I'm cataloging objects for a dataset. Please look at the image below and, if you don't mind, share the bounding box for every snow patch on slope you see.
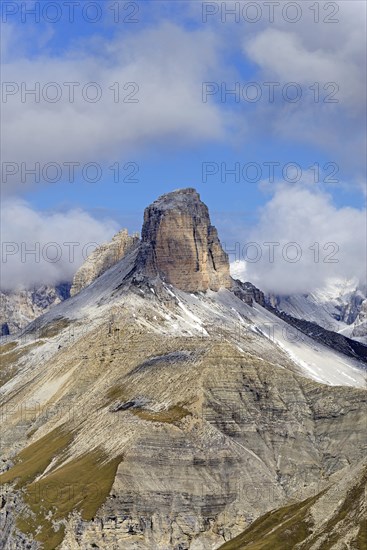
[267,278,366,344]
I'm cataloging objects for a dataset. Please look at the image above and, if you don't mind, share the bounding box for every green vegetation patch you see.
[18,450,122,549]
[0,341,18,354]
[131,404,191,423]
[1,427,122,549]
[218,492,324,550]
[106,385,191,424]
[106,384,128,404]
[16,514,65,550]
[0,426,73,489]
[38,317,71,339]
[354,517,367,549]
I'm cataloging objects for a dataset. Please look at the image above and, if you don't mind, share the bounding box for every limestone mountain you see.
[137,188,231,291]
[266,280,367,345]
[70,229,139,297]
[0,284,71,335]
[0,189,366,549]
[0,230,139,336]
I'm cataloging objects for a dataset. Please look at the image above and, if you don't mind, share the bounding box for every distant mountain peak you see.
[70,229,139,296]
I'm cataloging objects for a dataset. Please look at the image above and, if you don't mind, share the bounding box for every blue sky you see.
[1,0,366,292]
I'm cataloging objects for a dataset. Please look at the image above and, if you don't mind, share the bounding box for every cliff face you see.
[352,299,367,339]
[137,188,231,292]
[70,229,139,296]
[0,284,70,335]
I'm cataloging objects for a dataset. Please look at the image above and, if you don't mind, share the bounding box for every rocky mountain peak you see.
[137,188,231,292]
[70,228,139,296]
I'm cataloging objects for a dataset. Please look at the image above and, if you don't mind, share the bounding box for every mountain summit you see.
[137,188,231,292]
[1,188,366,550]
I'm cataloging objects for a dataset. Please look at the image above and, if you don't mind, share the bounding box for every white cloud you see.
[241,1,366,175]
[245,28,360,105]
[0,200,119,290]
[3,4,366,189]
[2,22,226,193]
[231,184,366,295]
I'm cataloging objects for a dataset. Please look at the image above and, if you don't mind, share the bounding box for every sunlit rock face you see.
[137,188,231,292]
[70,229,139,296]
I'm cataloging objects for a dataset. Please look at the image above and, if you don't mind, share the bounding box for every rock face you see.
[266,280,367,343]
[352,299,367,339]
[71,229,139,296]
[137,188,231,292]
[0,283,70,334]
[233,280,266,306]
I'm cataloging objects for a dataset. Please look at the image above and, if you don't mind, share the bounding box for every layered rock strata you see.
[137,188,231,292]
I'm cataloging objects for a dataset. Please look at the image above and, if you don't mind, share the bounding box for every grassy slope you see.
[218,493,321,550]
[0,427,122,550]
[219,467,367,550]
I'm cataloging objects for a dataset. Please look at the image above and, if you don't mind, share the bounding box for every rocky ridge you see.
[0,284,71,335]
[352,299,367,339]
[70,229,139,296]
[266,281,367,344]
[0,230,139,335]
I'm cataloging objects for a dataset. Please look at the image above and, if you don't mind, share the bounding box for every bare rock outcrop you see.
[352,298,367,340]
[0,283,70,334]
[71,229,139,296]
[137,188,231,292]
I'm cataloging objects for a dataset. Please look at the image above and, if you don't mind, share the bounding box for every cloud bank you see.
[2,22,226,193]
[230,184,366,295]
[241,1,366,175]
[1,200,119,291]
